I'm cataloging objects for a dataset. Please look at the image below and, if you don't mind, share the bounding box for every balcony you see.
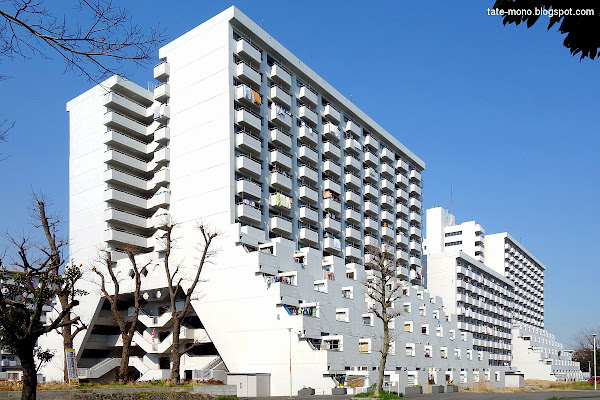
[396,249,409,262]
[269,171,292,192]
[236,38,261,65]
[345,226,361,242]
[345,191,361,207]
[236,62,261,88]
[153,62,170,82]
[299,207,318,224]
[365,235,378,247]
[299,185,318,204]
[344,173,361,190]
[344,154,361,172]
[364,184,378,200]
[381,210,394,223]
[235,155,261,178]
[154,83,170,102]
[397,266,409,279]
[270,216,292,235]
[396,203,409,216]
[345,208,361,224]
[298,86,318,107]
[396,174,409,187]
[364,201,378,216]
[410,240,421,253]
[104,111,147,137]
[410,256,422,267]
[363,151,378,167]
[295,145,316,166]
[298,125,318,146]
[269,64,292,88]
[104,229,149,249]
[381,226,394,240]
[381,194,395,209]
[409,212,421,224]
[270,128,292,150]
[409,197,422,210]
[324,237,342,253]
[104,208,149,229]
[345,246,361,260]
[324,217,341,234]
[364,218,378,232]
[323,142,341,160]
[323,160,341,178]
[345,120,361,137]
[269,85,291,107]
[397,234,409,246]
[344,137,362,154]
[381,179,394,193]
[270,106,292,129]
[236,179,262,199]
[235,131,262,155]
[409,169,422,182]
[323,179,341,194]
[396,159,408,172]
[323,104,341,123]
[410,226,422,237]
[381,147,394,162]
[397,188,409,201]
[397,219,409,231]
[323,122,341,142]
[269,149,292,171]
[236,109,262,132]
[364,135,379,151]
[324,198,341,214]
[237,204,262,224]
[298,106,318,127]
[298,165,318,184]
[381,163,395,179]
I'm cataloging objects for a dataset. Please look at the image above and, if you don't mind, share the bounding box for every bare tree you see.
[363,244,404,394]
[158,220,220,382]
[0,202,86,400]
[31,194,87,383]
[92,246,149,383]
[0,0,166,83]
[0,118,14,160]
[572,327,600,373]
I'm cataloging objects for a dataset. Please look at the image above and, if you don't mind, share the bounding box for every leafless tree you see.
[362,244,404,394]
[572,327,600,373]
[158,219,220,382]
[0,0,166,83]
[31,194,88,383]
[0,118,14,160]
[92,246,149,383]
[0,200,86,400]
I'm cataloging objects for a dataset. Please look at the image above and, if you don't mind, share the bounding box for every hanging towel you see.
[276,192,281,207]
[153,103,161,119]
[252,89,261,105]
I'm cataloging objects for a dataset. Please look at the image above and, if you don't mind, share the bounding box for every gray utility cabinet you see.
[227,373,271,397]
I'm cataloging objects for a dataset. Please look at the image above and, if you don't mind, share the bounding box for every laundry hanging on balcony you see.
[242,84,261,105]
[268,192,292,209]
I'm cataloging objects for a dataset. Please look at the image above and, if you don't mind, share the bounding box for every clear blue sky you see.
[1,1,598,346]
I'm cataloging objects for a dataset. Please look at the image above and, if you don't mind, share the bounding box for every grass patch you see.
[459,379,596,393]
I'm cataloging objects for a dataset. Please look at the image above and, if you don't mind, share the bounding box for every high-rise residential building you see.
[424,206,580,381]
[52,7,513,393]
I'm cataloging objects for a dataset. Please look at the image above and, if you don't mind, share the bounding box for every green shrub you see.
[547,397,559,400]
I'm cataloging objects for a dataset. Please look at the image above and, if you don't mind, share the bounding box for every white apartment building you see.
[484,233,545,329]
[424,207,580,380]
[511,323,582,381]
[426,251,514,367]
[54,7,512,393]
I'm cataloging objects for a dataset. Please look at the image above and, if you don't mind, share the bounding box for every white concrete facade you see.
[58,7,513,393]
[423,207,579,381]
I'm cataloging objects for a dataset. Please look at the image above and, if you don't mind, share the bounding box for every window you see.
[445,241,463,247]
[455,349,461,360]
[403,302,411,312]
[445,231,462,237]
[359,339,370,353]
[424,345,432,358]
[342,287,353,299]
[404,321,413,333]
[421,324,429,335]
[336,308,349,323]
[405,343,416,357]
[436,326,444,337]
[467,349,473,360]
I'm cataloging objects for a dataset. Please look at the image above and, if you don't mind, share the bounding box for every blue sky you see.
[1,1,598,346]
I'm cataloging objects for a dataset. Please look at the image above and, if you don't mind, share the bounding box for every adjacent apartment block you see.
[424,207,581,381]
[54,7,515,394]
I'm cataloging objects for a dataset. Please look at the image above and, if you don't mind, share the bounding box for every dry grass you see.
[459,379,594,393]
[0,381,72,392]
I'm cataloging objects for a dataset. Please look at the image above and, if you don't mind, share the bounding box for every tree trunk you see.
[170,319,181,382]
[119,335,132,384]
[62,325,73,383]
[376,321,389,395]
[19,350,37,400]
